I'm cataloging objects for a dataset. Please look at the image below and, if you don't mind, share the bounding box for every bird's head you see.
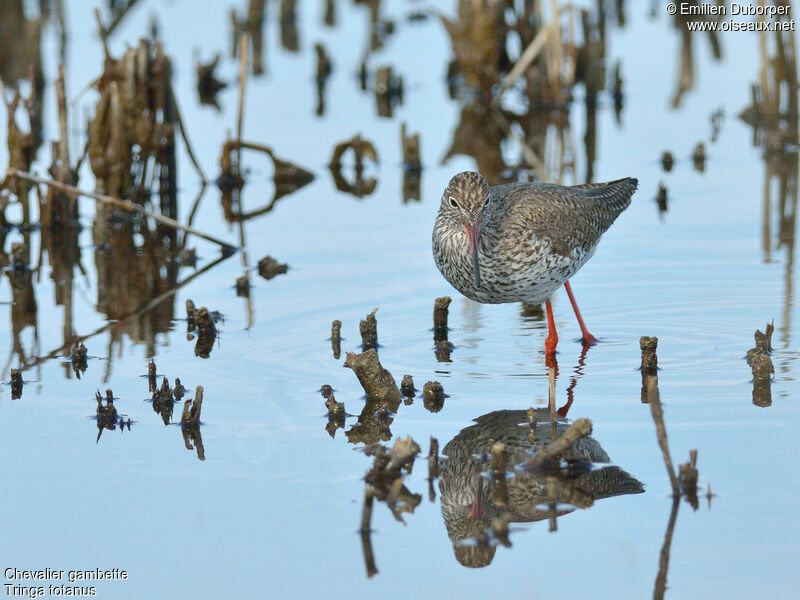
[440,171,491,288]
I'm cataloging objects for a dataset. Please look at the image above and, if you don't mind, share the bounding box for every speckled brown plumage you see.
[432,172,638,305]
[439,409,644,568]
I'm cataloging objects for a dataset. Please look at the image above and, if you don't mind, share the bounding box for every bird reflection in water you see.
[439,409,643,568]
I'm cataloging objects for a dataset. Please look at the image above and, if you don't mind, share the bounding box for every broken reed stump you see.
[428,437,440,479]
[422,381,447,413]
[490,441,509,508]
[196,53,227,110]
[235,274,250,297]
[360,489,378,577]
[328,134,379,198]
[428,436,440,502]
[192,307,218,359]
[343,349,402,403]
[747,322,775,407]
[692,142,706,172]
[640,336,658,374]
[400,122,421,202]
[400,122,421,172]
[526,407,538,443]
[186,300,196,331]
[522,418,593,469]
[656,183,669,216]
[331,319,342,359]
[321,385,345,438]
[322,385,345,415]
[359,308,379,351]
[640,336,659,404]
[181,386,204,427]
[433,296,451,341]
[70,341,88,378]
[385,437,420,473]
[679,449,700,510]
[329,134,378,170]
[173,378,186,400]
[147,360,157,392]
[661,151,675,172]
[95,388,118,423]
[363,442,423,525]
[433,297,454,361]
[646,376,680,496]
[257,255,288,280]
[95,388,120,443]
[400,374,416,399]
[374,65,404,117]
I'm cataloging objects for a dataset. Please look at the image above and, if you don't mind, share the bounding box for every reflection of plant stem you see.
[21,252,231,371]
[646,376,679,496]
[4,169,237,251]
[653,497,681,600]
[360,489,378,577]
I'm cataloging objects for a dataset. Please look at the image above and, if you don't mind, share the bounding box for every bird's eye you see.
[484,196,491,207]
[448,196,458,208]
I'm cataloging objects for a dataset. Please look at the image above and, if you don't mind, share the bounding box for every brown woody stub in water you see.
[95,388,118,423]
[359,308,379,351]
[331,320,342,360]
[747,322,775,407]
[422,381,447,413]
[639,336,658,374]
[181,386,204,427]
[400,374,415,398]
[433,296,451,341]
[235,274,250,297]
[679,449,700,510]
[343,349,402,403]
[257,255,288,280]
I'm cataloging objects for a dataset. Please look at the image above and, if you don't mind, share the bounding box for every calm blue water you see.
[0,1,798,598]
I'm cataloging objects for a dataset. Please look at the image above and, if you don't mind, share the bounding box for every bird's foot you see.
[580,332,599,346]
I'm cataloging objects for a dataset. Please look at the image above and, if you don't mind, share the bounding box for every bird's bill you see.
[463,223,482,289]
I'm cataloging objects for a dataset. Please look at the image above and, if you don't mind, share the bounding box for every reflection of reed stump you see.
[423,381,447,413]
[328,134,378,198]
[257,255,288,280]
[359,308,379,351]
[322,386,346,438]
[640,336,658,404]
[747,323,774,407]
[152,377,176,425]
[185,303,221,359]
[433,297,454,362]
[70,341,88,378]
[401,122,421,202]
[374,65,404,118]
[331,319,342,359]
[401,374,416,399]
[10,368,23,400]
[181,386,205,460]
[95,388,119,442]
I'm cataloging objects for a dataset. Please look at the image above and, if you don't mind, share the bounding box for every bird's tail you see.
[574,177,638,216]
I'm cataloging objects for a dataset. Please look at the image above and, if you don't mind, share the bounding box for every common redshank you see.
[432,171,637,356]
[440,409,643,567]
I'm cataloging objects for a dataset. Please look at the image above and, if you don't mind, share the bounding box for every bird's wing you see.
[493,179,637,257]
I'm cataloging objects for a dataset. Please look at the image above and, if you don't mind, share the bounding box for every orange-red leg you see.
[545,300,558,358]
[564,280,598,345]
